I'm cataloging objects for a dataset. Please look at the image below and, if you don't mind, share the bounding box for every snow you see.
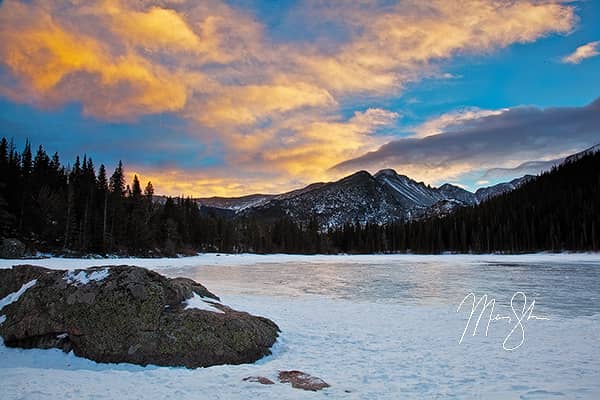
[63,268,110,285]
[0,279,38,311]
[184,292,225,314]
[0,279,37,327]
[1,254,599,399]
[1,252,600,271]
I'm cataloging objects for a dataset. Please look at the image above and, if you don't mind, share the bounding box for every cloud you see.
[0,0,189,119]
[480,159,562,181]
[299,0,576,95]
[255,108,398,177]
[411,107,507,138]
[194,81,336,127]
[333,98,600,185]
[0,0,582,195]
[562,41,600,64]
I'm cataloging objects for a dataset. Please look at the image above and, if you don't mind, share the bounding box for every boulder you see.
[0,265,279,368]
[278,370,330,391]
[0,238,26,259]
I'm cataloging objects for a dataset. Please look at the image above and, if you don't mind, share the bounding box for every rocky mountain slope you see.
[195,169,538,229]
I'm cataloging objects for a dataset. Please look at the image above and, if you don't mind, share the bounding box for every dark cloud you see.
[480,159,562,181]
[333,98,600,176]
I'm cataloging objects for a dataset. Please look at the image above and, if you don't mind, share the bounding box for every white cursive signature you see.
[457,292,550,351]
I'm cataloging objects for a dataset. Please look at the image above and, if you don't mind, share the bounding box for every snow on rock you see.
[0,279,37,326]
[63,268,109,286]
[185,292,225,314]
[1,265,278,368]
[0,279,37,311]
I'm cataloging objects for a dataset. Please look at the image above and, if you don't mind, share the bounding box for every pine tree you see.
[108,161,126,250]
[97,164,109,250]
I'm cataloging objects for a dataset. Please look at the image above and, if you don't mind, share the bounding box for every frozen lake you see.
[1,254,600,399]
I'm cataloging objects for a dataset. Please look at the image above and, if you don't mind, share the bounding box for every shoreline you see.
[2,252,600,270]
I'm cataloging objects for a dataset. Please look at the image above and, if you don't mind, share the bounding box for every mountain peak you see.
[374,168,398,178]
[341,170,373,182]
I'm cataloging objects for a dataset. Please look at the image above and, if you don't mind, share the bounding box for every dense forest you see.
[1,137,599,256]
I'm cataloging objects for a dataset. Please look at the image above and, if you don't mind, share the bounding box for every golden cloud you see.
[196,81,336,127]
[0,0,188,119]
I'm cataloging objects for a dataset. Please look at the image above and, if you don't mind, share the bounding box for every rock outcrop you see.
[0,265,279,368]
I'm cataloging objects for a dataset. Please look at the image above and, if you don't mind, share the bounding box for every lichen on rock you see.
[0,265,279,368]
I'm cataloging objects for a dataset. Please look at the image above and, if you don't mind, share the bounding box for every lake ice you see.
[1,253,599,399]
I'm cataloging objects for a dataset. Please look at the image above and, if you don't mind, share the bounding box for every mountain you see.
[339,145,600,253]
[246,171,406,229]
[236,170,535,229]
[474,175,534,202]
[194,144,600,230]
[564,144,600,164]
[197,193,273,211]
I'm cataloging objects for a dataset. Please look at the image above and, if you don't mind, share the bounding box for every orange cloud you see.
[195,81,336,127]
[255,108,398,178]
[410,108,507,138]
[0,0,188,119]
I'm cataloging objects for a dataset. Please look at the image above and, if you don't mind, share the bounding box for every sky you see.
[0,0,599,197]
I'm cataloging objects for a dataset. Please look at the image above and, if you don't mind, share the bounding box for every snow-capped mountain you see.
[474,175,534,202]
[250,171,406,229]
[196,169,538,229]
[197,193,274,211]
[191,144,600,229]
[374,169,447,208]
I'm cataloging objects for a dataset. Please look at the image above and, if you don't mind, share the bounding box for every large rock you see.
[0,238,26,259]
[0,265,279,368]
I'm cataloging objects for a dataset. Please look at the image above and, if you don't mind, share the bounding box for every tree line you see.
[0,138,236,256]
[1,137,598,256]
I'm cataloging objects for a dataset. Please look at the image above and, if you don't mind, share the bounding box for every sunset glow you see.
[1,0,599,196]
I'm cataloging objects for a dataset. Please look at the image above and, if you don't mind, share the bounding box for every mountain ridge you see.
[195,169,537,229]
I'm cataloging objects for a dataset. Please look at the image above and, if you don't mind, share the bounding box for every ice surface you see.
[2,252,600,271]
[1,254,599,399]
[63,268,110,285]
[184,292,224,314]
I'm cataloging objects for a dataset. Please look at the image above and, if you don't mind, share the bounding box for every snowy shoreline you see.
[2,251,600,270]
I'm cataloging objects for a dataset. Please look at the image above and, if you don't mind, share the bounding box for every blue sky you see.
[0,0,599,195]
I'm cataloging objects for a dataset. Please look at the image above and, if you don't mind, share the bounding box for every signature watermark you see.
[457,292,550,351]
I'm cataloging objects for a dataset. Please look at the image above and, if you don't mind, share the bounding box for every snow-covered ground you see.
[3,252,600,270]
[1,253,600,399]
